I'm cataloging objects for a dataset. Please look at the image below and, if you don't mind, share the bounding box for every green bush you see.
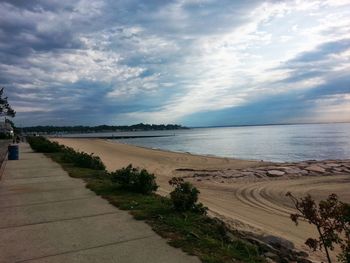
[0,133,12,140]
[169,177,207,214]
[110,164,158,195]
[27,136,105,170]
[61,146,105,170]
[27,136,62,153]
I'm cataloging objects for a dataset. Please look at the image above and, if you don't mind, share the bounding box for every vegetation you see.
[0,133,12,139]
[27,136,267,263]
[22,123,188,134]
[110,164,158,194]
[27,136,62,153]
[60,146,106,170]
[287,192,350,263]
[169,177,208,215]
[0,88,16,139]
[0,87,16,118]
[27,136,105,170]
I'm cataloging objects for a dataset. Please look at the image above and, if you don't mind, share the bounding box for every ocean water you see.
[111,123,350,162]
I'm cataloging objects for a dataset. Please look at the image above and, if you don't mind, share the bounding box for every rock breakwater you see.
[176,159,350,183]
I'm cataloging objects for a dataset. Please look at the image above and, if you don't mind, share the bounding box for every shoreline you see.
[106,139,267,163]
[52,137,350,262]
[108,138,350,164]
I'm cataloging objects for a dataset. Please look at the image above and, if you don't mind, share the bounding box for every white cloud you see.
[117,0,350,123]
[2,0,350,125]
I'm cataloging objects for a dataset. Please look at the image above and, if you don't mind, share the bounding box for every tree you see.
[0,87,16,118]
[286,192,350,263]
[338,203,350,262]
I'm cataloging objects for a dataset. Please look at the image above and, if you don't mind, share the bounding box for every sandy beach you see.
[53,138,350,262]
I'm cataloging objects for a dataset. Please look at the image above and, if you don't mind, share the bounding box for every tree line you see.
[22,123,188,134]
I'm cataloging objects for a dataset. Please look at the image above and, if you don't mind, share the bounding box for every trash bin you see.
[8,144,19,160]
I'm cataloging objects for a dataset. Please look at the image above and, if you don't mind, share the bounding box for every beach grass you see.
[29,137,266,263]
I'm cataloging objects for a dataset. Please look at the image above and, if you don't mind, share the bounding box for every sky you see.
[0,0,350,127]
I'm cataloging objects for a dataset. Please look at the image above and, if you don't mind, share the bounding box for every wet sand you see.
[53,138,350,262]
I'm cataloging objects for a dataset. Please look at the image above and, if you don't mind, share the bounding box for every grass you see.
[30,137,267,263]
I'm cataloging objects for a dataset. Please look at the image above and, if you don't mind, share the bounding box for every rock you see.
[255,173,263,178]
[264,252,279,260]
[317,164,329,169]
[262,235,295,250]
[293,250,308,258]
[284,168,303,174]
[265,258,278,263]
[193,173,212,177]
[241,171,255,176]
[305,165,326,173]
[326,163,341,168]
[277,166,293,170]
[267,170,285,177]
[300,170,309,175]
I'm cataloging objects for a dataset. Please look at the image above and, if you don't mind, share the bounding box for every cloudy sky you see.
[1,0,350,127]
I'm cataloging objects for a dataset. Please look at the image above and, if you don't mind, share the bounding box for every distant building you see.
[0,121,14,136]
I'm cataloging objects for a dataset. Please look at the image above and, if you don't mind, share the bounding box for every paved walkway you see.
[0,144,200,263]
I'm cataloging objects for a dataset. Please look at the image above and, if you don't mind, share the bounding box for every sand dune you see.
[53,138,350,262]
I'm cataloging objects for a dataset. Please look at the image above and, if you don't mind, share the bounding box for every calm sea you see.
[63,123,350,162]
[110,123,350,162]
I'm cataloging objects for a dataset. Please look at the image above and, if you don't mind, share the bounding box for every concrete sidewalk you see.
[0,144,200,263]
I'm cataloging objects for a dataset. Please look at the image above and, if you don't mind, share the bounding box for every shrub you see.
[61,146,105,170]
[27,136,105,170]
[27,136,62,153]
[169,177,207,214]
[110,164,158,195]
[0,133,12,140]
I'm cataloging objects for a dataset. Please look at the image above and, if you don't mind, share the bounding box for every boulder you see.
[267,170,285,177]
[264,252,279,261]
[305,165,326,173]
[265,258,278,263]
[325,163,341,168]
[241,171,255,176]
[284,168,303,174]
[262,235,295,250]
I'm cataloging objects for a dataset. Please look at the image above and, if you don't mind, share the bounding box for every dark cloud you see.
[287,38,350,65]
[105,0,261,36]
[0,1,84,60]
[0,0,76,12]
[182,91,310,127]
[305,74,350,99]
[274,38,350,89]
